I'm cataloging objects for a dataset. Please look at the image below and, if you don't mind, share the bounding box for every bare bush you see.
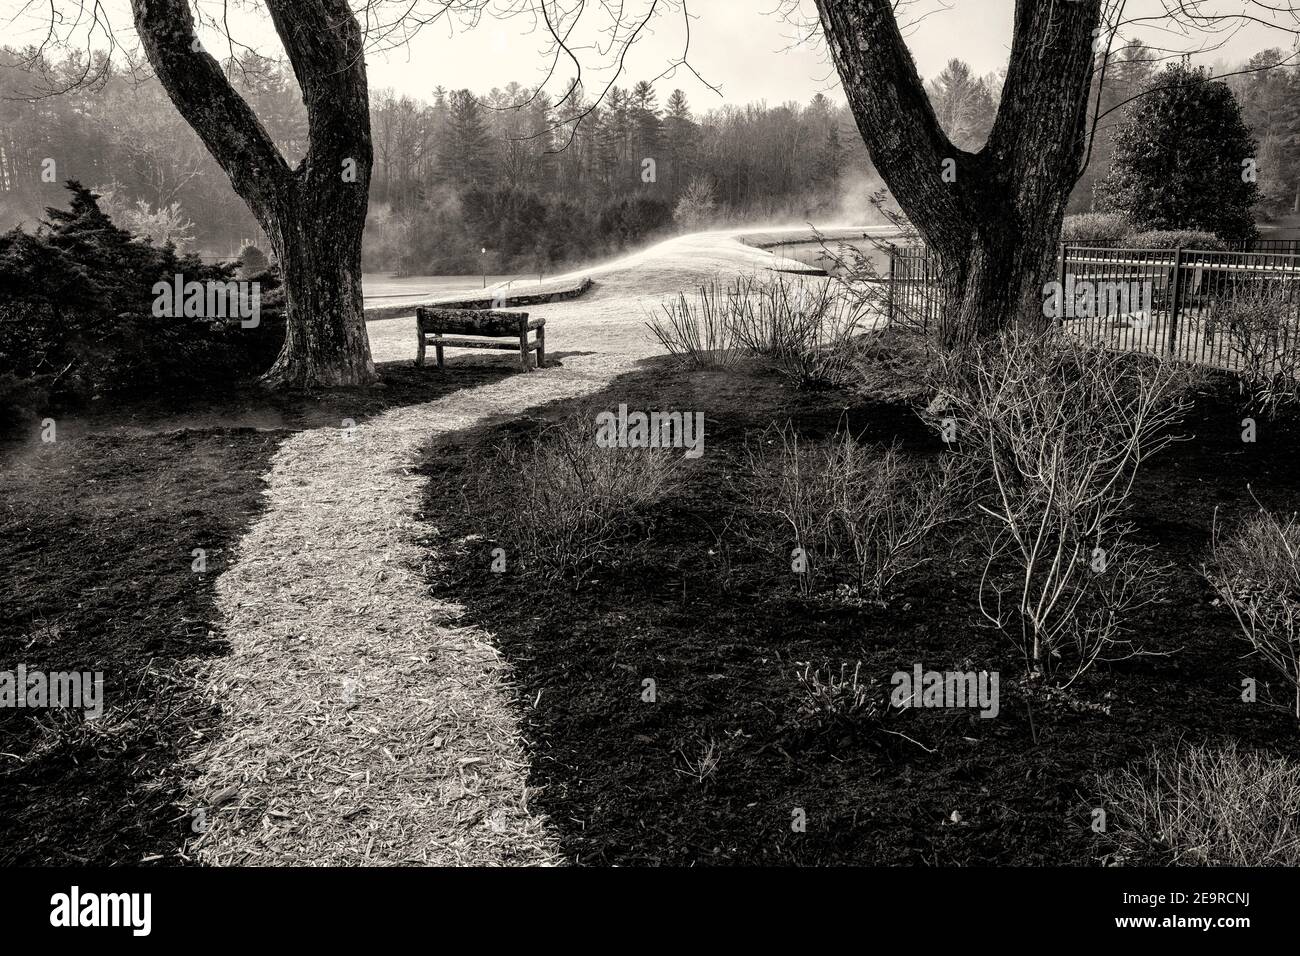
[647,278,745,369]
[474,415,680,578]
[794,661,879,724]
[649,274,876,387]
[929,329,1193,680]
[745,420,955,602]
[1096,742,1300,866]
[1206,507,1300,717]
[1216,281,1300,412]
[743,421,840,595]
[731,274,874,388]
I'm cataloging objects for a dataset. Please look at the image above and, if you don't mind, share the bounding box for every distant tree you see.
[928,59,997,150]
[630,80,663,179]
[1233,50,1300,218]
[439,90,494,189]
[1097,64,1260,241]
[674,176,717,229]
[663,89,697,195]
[811,122,845,195]
[239,243,270,276]
[601,87,632,190]
[94,183,196,250]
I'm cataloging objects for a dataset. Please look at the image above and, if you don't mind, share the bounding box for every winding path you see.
[188,227,882,865]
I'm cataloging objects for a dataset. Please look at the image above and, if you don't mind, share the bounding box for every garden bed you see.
[0,360,512,865]
[417,352,1300,865]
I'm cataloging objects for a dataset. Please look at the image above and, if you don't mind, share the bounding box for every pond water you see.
[762,239,897,278]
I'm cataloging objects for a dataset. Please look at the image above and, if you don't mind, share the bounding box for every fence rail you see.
[884,242,1300,376]
[1065,236,1300,254]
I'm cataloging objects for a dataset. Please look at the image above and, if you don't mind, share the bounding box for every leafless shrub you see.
[475,414,680,579]
[1216,280,1300,412]
[745,420,956,602]
[1205,507,1300,718]
[649,273,876,387]
[794,661,879,723]
[1095,742,1300,866]
[730,274,873,388]
[929,329,1193,680]
[647,278,745,369]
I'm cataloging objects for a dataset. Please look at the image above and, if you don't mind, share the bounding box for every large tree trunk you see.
[262,184,373,386]
[131,0,377,387]
[814,0,1102,343]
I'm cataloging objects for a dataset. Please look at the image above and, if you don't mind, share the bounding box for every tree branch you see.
[129,0,290,221]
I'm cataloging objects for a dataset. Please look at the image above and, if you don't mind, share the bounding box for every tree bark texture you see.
[131,0,376,386]
[814,0,1103,343]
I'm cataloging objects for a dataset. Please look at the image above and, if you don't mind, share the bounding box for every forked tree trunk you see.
[131,0,377,387]
[261,181,374,387]
[814,0,1102,343]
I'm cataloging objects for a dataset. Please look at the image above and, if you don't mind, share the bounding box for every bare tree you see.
[806,0,1300,344]
[127,0,376,387]
[812,0,1104,343]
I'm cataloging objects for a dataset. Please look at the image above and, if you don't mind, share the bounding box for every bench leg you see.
[519,331,530,371]
[537,326,545,369]
[436,340,445,369]
[416,332,426,367]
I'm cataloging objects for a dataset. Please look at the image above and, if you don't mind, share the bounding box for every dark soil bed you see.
[417,355,1300,866]
[0,359,512,865]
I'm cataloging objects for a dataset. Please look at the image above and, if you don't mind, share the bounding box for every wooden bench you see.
[414,307,545,372]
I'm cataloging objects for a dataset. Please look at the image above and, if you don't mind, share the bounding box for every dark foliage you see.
[1097,65,1260,241]
[0,182,284,432]
[365,185,675,276]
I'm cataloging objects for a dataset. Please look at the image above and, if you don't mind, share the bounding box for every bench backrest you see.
[417,307,528,337]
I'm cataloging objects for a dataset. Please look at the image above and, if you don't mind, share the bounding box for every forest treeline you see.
[1,44,1297,276]
[0,49,877,275]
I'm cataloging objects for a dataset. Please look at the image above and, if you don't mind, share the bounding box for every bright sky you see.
[4,0,1298,106]
[362,0,1299,105]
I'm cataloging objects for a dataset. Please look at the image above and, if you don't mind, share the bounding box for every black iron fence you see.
[884,242,1300,376]
[1064,237,1300,254]
[885,244,941,331]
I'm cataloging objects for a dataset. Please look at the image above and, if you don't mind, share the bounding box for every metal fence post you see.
[1168,245,1184,356]
[886,243,896,326]
[1058,242,1067,326]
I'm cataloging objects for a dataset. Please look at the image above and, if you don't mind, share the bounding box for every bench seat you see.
[415,307,545,371]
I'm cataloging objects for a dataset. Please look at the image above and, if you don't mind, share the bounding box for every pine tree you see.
[630,80,663,187]
[663,89,696,195]
[439,89,494,189]
[603,87,631,191]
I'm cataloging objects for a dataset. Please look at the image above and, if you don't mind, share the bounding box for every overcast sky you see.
[361,0,1298,107]
[6,0,1298,108]
[364,0,1011,105]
